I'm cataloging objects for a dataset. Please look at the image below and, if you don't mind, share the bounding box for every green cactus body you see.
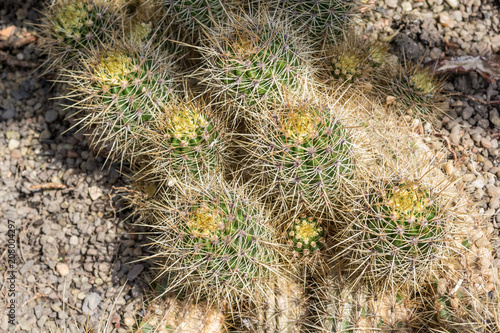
[390,64,444,121]
[39,0,120,70]
[343,181,448,288]
[76,46,175,164]
[164,0,229,40]
[201,14,310,121]
[249,105,354,207]
[151,186,281,305]
[284,0,355,46]
[288,215,324,256]
[143,101,226,186]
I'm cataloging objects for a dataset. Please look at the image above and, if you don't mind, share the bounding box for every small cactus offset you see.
[319,33,391,89]
[287,214,325,257]
[386,62,446,123]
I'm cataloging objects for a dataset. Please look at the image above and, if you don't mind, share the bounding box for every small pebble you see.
[44,110,58,123]
[56,263,70,277]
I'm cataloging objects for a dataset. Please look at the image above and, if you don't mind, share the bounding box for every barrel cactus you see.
[69,43,177,166]
[146,182,283,306]
[246,102,355,209]
[310,270,423,332]
[267,0,356,48]
[38,0,122,72]
[138,98,228,188]
[199,11,312,123]
[336,180,455,290]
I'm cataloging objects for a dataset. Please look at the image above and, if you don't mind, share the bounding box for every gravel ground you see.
[0,1,154,332]
[0,0,499,332]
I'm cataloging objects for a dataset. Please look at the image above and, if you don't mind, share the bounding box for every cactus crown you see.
[288,215,324,255]
[149,188,282,304]
[368,182,442,263]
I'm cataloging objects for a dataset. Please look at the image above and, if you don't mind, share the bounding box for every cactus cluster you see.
[37,0,498,331]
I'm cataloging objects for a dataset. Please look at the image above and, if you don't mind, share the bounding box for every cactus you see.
[199,11,312,123]
[336,179,456,290]
[245,101,355,209]
[140,181,284,307]
[68,42,177,167]
[287,214,325,257]
[38,0,122,72]
[387,62,445,123]
[310,269,423,332]
[263,0,356,48]
[163,0,233,42]
[237,276,307,333]
[318,33,391,92]
[135,97,228,189]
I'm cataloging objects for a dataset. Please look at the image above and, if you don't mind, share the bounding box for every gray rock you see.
[11,88,30,100]
[1,106,15,120]
[82,292,102,315]
[462,107,474,120]
[44,110,58,123]
[127,264,144,281]
[491,109,500,128]
[20,260,35,275]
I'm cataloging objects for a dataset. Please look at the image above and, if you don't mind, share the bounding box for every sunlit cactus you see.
[38,0,122,72]
[35,0,497,330]
[237,276,307,333]
[309,270,423,332]
[245,101,355,209]
[135,97,228,189]
[262,0,356,48]
[335,179,458,290]
[198,11,312,123]
[163,0,234,42]
[138,180,284,307]
[68,42,177,167]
